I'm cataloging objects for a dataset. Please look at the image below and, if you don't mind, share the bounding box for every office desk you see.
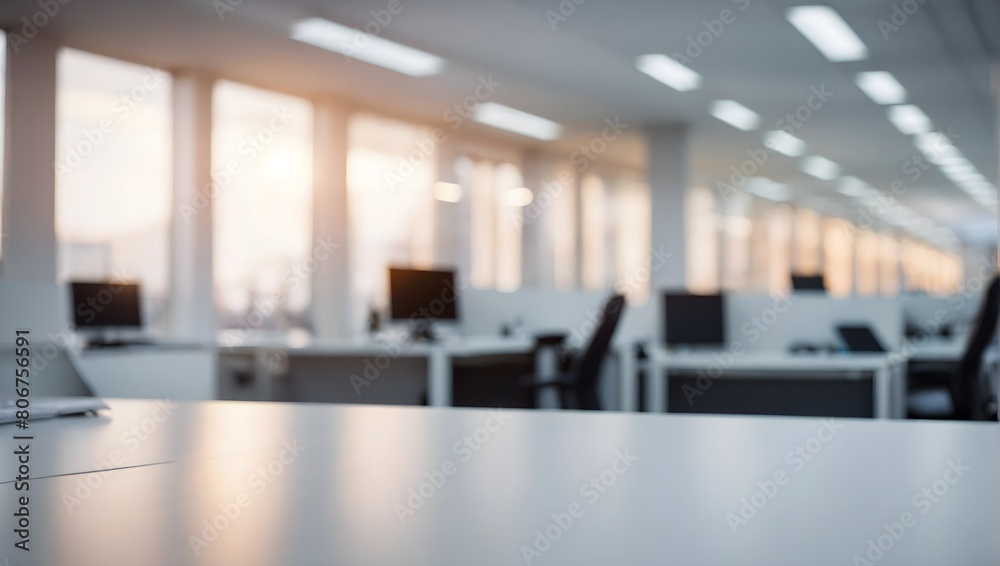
[226,337,537,407]
[907,336,967,363]
[2,399,998,565]
[647,350,906,419]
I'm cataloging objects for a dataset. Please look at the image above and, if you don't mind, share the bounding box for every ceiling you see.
[2,0,998,245]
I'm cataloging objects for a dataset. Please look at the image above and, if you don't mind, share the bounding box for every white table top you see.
[2,399,997,565]
[907,336,967,362]
[223,335,535,357]
[653,348,895,371]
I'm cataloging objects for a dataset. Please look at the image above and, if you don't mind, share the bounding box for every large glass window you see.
[56,49,172,331]
[462,157,525,292]
[612,178,651,304]
[213,81,313,331]
[685,186,719,293]
[581,174,608,291]
[824,218,855,297]
[348,113,436,314]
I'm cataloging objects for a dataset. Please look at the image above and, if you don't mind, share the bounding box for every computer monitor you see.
[388,268,458,322]
[837,325,886,353]
[791,274,826,292]
[663,292,725,347]
[70,282,143,329]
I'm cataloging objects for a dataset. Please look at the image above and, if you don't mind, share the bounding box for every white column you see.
[311,98,353,339]
[1,37,58,283]
[168,73,215,340]
[646,125,690,293]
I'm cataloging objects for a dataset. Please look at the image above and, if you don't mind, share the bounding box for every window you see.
[581,174,608,291]
[878,232,900,297]
[721,192,753,293]
[213,81,313,331]
[463,157,525,292]
[348,113,436,314]
[766,204,793,295]
[56,49,172,331]
[612,178,651,304]
[793,208,822,276]
[823,218,854,297]
[685,186,719,293]
[854,228,880,297]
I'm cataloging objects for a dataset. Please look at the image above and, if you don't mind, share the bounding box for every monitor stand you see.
[84,330,152,349]
[408,319,438,343]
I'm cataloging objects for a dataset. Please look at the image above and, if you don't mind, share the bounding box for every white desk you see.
[226,336,537,407]
[647,350,906,419]
[2,399,998,565]
[906,335,967,363]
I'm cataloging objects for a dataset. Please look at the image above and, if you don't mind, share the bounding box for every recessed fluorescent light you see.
[472,103,562,141]
[709,100,760,131]
[290,17,445,77]
[635,54,701,92]
[786,6,868,62]
[433,182,462,203]
[763,130,807,157]
[855,71,907,104]
[745,177,792,201]
[887,105,933,135]
[505,187,534,207]
[837,176,869,197]
[800,155,840,180]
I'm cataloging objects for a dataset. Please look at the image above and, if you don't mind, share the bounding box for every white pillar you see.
[168,73,215,340]
[311,98,353,339]
[1,37,58,283]
[646,125,690,292]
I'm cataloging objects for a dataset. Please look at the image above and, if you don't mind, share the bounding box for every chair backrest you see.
[953,276,1000,419]
[570,294,626,410]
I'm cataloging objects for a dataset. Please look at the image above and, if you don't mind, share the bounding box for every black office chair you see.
[908,276,1000,421]
[520,294,626,410]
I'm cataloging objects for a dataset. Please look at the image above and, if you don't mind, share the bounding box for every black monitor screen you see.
[388,268,458,321]
[71,282,143,328]
[791,275,826,292]
[664,293,725,346]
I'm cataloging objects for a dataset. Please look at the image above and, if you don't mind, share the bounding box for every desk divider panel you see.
[725,294,904,353]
